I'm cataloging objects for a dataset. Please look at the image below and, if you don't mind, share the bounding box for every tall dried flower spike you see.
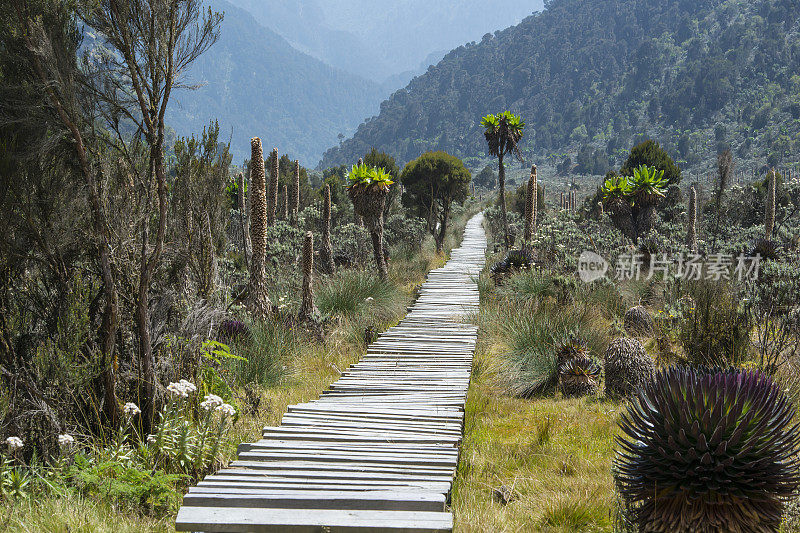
[292,159,300,224]
[247,137,273,320]
[268,147,278,225]
[766,168,776,240]
[282,183,288,220]
[319,184,336,274]
[687,184,698,252]
[299,231,320,322]
[523,165,536,245]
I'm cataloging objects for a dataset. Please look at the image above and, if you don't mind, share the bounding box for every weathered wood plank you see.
[175,213,486,533]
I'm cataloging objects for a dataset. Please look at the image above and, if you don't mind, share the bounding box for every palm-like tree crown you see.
[481,111,525,160]
[629,164,667,205]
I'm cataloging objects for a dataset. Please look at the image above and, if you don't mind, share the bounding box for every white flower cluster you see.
[217,403,236,417]
[5,436,23,452]
[200,394,224,411]
[57,434,75,447]
[167,379,197,398]
[123,402,141,417]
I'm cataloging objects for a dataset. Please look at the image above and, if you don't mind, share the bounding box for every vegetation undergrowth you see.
[456,138,800,531]
[0,199,477,532]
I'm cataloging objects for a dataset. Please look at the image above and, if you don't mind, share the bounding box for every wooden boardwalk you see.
[176,213,486,532]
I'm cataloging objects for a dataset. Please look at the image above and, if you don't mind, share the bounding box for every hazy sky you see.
[225,0,545,81]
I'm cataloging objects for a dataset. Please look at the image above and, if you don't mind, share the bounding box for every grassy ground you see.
[453,338,621,533]
[0,209,477,532]
[451,229,623,532]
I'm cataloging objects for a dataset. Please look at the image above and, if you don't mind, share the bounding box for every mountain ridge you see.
[166,0,383,165]
[319,0,800,176]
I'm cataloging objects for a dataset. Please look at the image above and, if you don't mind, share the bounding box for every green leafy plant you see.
[0,457,31,500]
[601,174,631,203]
[345,163,394,191]
[146,380,236,478]
[615,366,800,532]
[69,455,184,517]
[628,165,667,205]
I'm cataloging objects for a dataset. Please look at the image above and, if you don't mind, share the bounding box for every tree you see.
[401,151,471,253]
[4,0,123,427]
[620,140,682,186]
[601,165,668,243]
[481,111,525,249]
[363,148,399,218]
[173,121,231,300]
[346,163,393,279]
[81,0,222,431]
[473,165,496,189]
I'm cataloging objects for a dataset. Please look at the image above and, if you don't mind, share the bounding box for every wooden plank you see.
[182,490,445,511]
[175,213,487,533]
[175,507,453,532]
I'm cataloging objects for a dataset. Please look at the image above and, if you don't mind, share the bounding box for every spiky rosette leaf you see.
[504,249,534,268]
[556,336,590,366]
[559,357,601,398]
[623,305,654,336]
[604,337,654,399]
[615,366,800,533]
[560,357,601,379]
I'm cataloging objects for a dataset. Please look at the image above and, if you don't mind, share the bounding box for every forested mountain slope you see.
[320,0,800,173]
[167,0,383,164]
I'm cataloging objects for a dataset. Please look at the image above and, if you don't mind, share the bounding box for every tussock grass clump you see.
[316,270,398,318]
[227,320,294,387]
[481,300,608,398]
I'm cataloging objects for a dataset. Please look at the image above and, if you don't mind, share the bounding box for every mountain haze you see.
[167,0,383,165]
[225,0,543,83]
[320,0,800,174]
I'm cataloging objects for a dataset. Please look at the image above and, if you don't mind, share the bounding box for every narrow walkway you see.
[176,213,486,532]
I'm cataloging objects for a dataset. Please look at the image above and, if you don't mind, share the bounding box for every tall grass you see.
[316,270,397,318]
[480,267,611,397]
[227,320,294,387]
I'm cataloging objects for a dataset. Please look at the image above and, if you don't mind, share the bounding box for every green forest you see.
[321,0,800,175]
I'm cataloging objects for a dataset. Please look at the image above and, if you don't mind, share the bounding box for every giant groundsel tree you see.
[481,111,525,249]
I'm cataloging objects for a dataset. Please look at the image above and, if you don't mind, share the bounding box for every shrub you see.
[604,337,654,399]
[678,280,752,367]
[331,223,372,268]
[384,214,426,252]
[615,367,800,532]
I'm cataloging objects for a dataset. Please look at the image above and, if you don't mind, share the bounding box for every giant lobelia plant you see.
[614,366,800,533]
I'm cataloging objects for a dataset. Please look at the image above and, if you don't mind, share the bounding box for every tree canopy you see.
[401,151,471,252]
[620,140,682,186]
[320,0,800,175]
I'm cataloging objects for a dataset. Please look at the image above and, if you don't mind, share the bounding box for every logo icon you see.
[578,251,608,283]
